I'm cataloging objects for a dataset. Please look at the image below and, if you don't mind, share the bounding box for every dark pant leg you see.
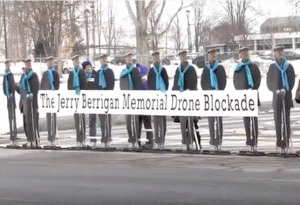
[251,117,258,146]
[273,99,282,147]
[136,115,142,146]
[283,104,291,148]
[180,116,188,145]
[46,113,56,142]
[208,117,215,146]
[89,114,97,143]
[24,98,34,142]
[142,115,153,144]
[216,117,223,146]
[74,114,85,143]
[193,120,201,147]
[99,114,107,142]
[82,114,86,142]
[243,117,251,145]
[53,113,57,140]
[153,116,159,144]
[162,116,166,143]
[7,103,14,141]
[125,115,133,143]
[34,110,39,142]
[108,114,112,142]
[46,113,52,142]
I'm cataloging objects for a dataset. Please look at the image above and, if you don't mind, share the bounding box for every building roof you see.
[261,16,300,28]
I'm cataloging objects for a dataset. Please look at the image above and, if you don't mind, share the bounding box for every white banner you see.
[38,90,258,117]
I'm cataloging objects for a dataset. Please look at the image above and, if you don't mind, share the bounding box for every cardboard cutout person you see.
[234,47,261,151]
[148,51,169,149]
[172,51,198,149]
[41,56,60,146]
[67,55,87,146]
[94,54,115,147]
[3,59,17,144]
[267,46,295,151]
[17,58,40,146]
[119,52,142,148]
[201,49,227,150]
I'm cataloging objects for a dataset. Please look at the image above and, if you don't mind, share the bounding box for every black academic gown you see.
[94,68,115,143]
[41,68,60,143]
[18,70,39,143]
[120,65,142,144]
[201,62,226,147]
[3,71,17,141]
[266,60,295,148]
[148,65,169,144]
[119,66,142,91]
[147,66,169,91]
[233,61,261,146]
[172,63,198,145]
[95,68,115,90]
[68,68,87,144]
[172,64,197,91]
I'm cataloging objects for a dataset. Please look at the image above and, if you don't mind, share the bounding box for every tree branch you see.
[155,1,187,37]
[125,0,140,27]
[154,0,166,26]
[145,0,156,16]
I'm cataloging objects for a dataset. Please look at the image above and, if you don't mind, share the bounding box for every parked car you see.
[284,50,300,60]
[192,55,206,68]
[111,55,137,65]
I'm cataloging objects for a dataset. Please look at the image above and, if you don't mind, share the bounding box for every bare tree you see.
[193,0,206,52]
[102,1,115,55]
[221,0,261,44]
[125,0,189,66]
[170,15,185,52]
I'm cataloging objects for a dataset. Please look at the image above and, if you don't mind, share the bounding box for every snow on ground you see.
[0,56,300,134]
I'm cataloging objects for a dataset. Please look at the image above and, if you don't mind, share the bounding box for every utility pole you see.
[91,1,95,58]
[3,0,8,59]
[186,10,192,52]
[85,8,90,59]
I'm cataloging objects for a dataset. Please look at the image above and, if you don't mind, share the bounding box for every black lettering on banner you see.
[204,94,209,111]
[165,94,167,110]
[210,94,214,111]
[40,94,45,108]
[222,99,226,111]
[227,94,233,111]
[104,98,109,113]
[123,94,130,109]
[195,99,200,111]
[51,98,55,108]
[235,99,240,111]
[177,99,182,111]
[215,99,220,111]
[159,99,164,110]
[137,99,145,110]
[61,97,65,108]
[171,94,177,110]
[96,98,100,109]
[188,99,194,111]
[249,99,255,111]
[241,94,248,111]
[88,98,92,108]
[152,98,156,110]
[182,99,187,111]
[82,94,86,108]
[66,98,69,108]
[146,99,151,109]
[114,98,119,109]
[131,98,136,109]
[57,94,60,112]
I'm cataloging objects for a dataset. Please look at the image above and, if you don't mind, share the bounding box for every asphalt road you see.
[1,149,300,205]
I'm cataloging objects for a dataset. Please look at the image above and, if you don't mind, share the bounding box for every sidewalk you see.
[1,101,300,155]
